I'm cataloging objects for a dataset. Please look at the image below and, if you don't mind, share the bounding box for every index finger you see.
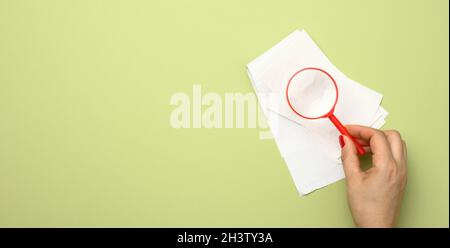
[346,125,394,167]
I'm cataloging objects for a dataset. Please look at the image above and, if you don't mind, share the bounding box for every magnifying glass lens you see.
[287,69,337,119]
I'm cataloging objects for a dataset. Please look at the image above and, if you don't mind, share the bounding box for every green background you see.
[0,0,448,227]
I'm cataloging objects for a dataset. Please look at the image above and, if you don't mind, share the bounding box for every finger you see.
[355,138,369,146]
[341,135,362,181]
[383,130,404,164]
[346,125,393,169]
[346,125,391,154]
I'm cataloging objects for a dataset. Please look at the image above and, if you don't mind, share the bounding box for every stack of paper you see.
[247,30,388,195]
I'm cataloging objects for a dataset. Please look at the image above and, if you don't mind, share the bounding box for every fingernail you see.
[339,135,345,148]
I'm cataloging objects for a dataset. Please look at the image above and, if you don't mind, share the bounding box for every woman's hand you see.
[339,125,407,227]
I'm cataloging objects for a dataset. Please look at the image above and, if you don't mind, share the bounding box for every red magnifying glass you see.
[285,67,366,155]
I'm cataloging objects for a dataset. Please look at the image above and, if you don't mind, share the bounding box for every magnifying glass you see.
[285,67,366,155]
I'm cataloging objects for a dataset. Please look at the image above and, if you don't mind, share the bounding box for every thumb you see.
[340,135,362,179]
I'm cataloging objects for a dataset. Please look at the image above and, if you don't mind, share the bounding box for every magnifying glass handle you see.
[328,114,366,155]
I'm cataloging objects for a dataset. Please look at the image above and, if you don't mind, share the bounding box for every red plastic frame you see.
[285,67,338,120]
[285,67,366,155]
